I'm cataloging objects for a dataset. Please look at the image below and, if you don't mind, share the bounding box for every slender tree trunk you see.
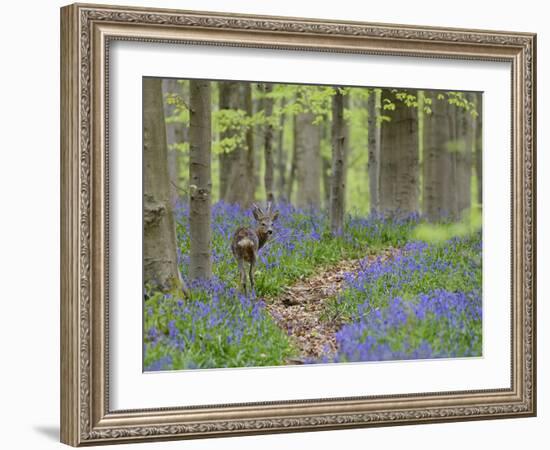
[254,92,264,202]
[218,81,241,202]
[417,91,425,213]
[367,89,381,214]
[161,79,183,201]
[453,94,474,217]
[379,89,419,218]
[286,114,298,202]
[177,80,190,191]
[322,121,331,208]
[143,78,182,291]
[474,93,483,207]
[343,94,350,211]
[422,95,455,221]
[276,98,287,202]
[188,80,212,281]
[295,111,321,208]
[330,89,346,234]
[263,83,275,203]
[448,103,460,217]
[244,83,256,205]
[322,156,331,208]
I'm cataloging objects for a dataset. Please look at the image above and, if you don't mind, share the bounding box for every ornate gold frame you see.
[60,2,536,446]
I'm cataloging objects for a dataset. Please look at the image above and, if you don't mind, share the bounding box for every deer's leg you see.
[238,259,247,294]
[249,254,256,294]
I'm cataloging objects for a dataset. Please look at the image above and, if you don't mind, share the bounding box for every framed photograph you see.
[60,2,536,446]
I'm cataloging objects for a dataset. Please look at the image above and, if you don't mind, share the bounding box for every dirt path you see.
[265,248,399,363]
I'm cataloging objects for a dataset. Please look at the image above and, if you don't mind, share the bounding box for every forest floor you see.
[265,247,400,363]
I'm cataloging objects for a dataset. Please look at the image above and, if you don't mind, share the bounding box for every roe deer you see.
[231,203,279,294]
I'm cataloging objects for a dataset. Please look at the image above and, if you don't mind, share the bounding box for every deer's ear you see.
[271,211,279,221]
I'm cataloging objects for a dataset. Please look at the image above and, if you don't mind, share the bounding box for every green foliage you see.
[412,207,482,244]
[144,288,296,370]
[382,89,434,117]
[425,91,479,117]
[395,91,418,107]
[447,91,478,117]
[291,85,336,125]
[212,108,249,154]
[169,142,189,153]
[164,92,190,124]
[382,97,396,111]
[420,94,432,115]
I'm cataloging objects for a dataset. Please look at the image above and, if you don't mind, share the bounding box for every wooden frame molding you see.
[60,2,536,446]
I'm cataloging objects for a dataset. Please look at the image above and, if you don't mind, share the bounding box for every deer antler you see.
[266,201,272,214]
[252,203,264,215]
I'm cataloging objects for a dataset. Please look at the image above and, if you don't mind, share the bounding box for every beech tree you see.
[218,81,241,202]
[474,93,483,206]
[422,91,479,221]
[244,83,256,206]
[295,111,321,208]
[276,97,287,201]
[422,94,455,221]
[321,121,331,207]
[453,93,475,217]
[143,78,183,291]
[330,88,346,234]
[263,83,275,202]
[161,78,184,200]
[224,83,255,207]
[379,89,419,217]
[286,114,298,202]
[367,89,381,214]
[189,79,212,281]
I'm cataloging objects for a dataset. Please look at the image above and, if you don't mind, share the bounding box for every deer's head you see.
[252,203,279,237]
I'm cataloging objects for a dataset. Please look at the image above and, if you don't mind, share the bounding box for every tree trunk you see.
[276,98,287,202]
[143,78,183,291]
[286,114,298,202]
[322,121,331,208]
[453,94,474,217]
[161,79,183,201]
[218,81,241,202]
[188,80,212,281]
[422,95,455,221]
[244,83,256,205]
[367,89,381,214]
[263,83,275,202]
[379,89,419,218]
[225,83,255,207]
[343,94,350,211]
[474,93,483,206]
[330,89,346,234]
[295,111,321,208]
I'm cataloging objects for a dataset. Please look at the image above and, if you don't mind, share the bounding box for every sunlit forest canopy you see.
[161,78,482,218]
